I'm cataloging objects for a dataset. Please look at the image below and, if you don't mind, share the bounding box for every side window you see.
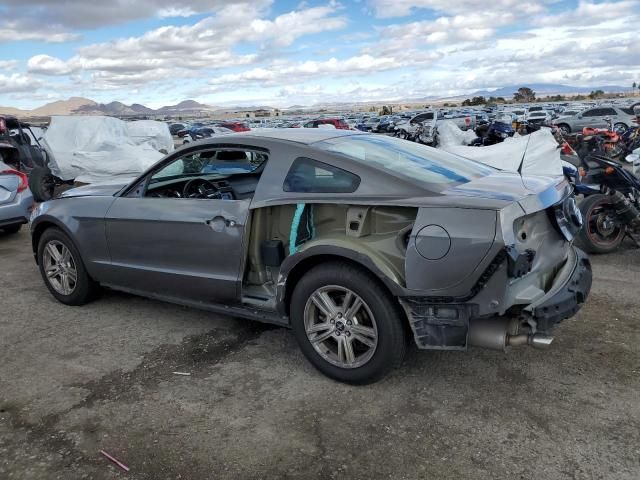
[151,151,207,181]
[283,157,360,193]
[138,148,268,199]
[602,108,617,116]
[582,109,598,117]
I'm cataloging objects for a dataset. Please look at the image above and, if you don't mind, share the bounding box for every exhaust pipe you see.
[468,318,553,351]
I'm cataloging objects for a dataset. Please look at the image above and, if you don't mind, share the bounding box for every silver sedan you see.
[0,161,33,234]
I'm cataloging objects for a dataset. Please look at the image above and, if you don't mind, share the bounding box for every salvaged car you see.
[0,160,33,234]
[30,129,591,384]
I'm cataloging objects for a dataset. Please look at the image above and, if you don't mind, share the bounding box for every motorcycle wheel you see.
[29,166,56,202]
[575,194,626,254]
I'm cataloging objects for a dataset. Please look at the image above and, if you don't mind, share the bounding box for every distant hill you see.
[0,97,218,118]
[471,83,629,97]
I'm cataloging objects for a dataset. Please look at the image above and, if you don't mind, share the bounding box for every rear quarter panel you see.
[405,207,498,296]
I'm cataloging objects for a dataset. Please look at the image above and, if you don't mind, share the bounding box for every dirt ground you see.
[1,227,639,480]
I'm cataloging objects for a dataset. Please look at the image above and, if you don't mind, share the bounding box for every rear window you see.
[413,112,434,122]
[283,157,360,193]
[315,135,493,188]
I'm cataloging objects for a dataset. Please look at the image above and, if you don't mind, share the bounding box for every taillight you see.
[605,166,615,175]
[1,169,28,192]
[0,118,6,134]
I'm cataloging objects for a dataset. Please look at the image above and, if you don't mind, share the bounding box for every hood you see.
[58,181,128,198]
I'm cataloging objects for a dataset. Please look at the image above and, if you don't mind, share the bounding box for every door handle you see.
[206,216,239,231]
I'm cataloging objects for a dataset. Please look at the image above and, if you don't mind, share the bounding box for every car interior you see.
[138,148,268,200]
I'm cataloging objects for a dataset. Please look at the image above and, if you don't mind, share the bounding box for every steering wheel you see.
[183,178,220,199]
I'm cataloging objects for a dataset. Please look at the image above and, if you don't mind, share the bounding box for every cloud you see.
[0,74,43,93]
[207,54,404,87]
[0,23,79,43]
[5,0,640,107]
[0,0,249,30]
[533,0,639,26]
[368,0,547,18]
[0,60,19,70]
[26,2,346,88]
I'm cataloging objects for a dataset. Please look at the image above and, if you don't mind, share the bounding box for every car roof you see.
[196,128,363,145]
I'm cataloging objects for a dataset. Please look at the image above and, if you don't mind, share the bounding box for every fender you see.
[30,214,77,261]
[275,243,406,318]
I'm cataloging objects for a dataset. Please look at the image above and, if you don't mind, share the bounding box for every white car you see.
[394,111,438,144]
[526,110,552,125]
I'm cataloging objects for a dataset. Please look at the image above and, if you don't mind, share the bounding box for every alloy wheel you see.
[303,285,378,369]
[43,240,78,295]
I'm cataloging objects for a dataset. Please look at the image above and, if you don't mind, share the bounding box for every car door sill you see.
[101,283,289,327]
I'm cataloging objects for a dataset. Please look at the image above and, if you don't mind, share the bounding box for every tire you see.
[37,227,98,305]
[558,124,571,135]
[290,262,407,384]
[613,123,628,134]
[1,224,21,234]
[575,194,625,254]
[29,166,55,202]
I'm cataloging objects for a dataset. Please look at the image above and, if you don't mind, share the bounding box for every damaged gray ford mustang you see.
[30,129,591,384]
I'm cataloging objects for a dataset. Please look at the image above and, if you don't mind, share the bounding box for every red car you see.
[217,122,250,132]
[303,118,350,130]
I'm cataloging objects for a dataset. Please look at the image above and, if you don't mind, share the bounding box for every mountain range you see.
[0,83,633,118]
[0,97,220,118]
[469,83,629,98]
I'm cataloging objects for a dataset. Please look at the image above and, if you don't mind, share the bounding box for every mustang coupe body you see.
[30,129,591,383]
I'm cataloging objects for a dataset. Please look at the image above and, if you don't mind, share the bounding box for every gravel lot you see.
[1,227,639,480]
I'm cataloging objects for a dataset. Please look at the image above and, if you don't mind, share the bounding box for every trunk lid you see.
[442,171,571,214]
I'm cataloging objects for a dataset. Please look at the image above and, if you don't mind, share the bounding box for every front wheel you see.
[290,262,407,384]
[37,228,99,305]
[575,194,625,254]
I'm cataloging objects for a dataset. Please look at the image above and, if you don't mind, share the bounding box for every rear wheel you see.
[558,124,571,135]
[37,228,98,305]
[29,166,56,202]
[613,123,628,134]
[575,194,625,254]
[290,262,406,384]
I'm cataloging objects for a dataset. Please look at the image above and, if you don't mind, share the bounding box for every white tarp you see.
[437,120,477,148]
[43,116,165,184]
[438,123,563,176]
[126,120,174,153]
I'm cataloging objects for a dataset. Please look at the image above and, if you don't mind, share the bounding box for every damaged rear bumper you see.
[524,246,592,333]
[399,246,592,350]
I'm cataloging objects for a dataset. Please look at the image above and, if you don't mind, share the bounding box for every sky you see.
[0,0,638,109]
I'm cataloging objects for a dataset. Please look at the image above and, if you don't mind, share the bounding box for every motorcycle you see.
[573,153,640,253]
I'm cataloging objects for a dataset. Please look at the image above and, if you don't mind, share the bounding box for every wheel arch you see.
[31,217,75,263]
[276,246,406,321]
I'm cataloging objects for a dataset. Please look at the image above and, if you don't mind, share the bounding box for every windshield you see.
[315,134,494,188]
[151,150,267,183]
